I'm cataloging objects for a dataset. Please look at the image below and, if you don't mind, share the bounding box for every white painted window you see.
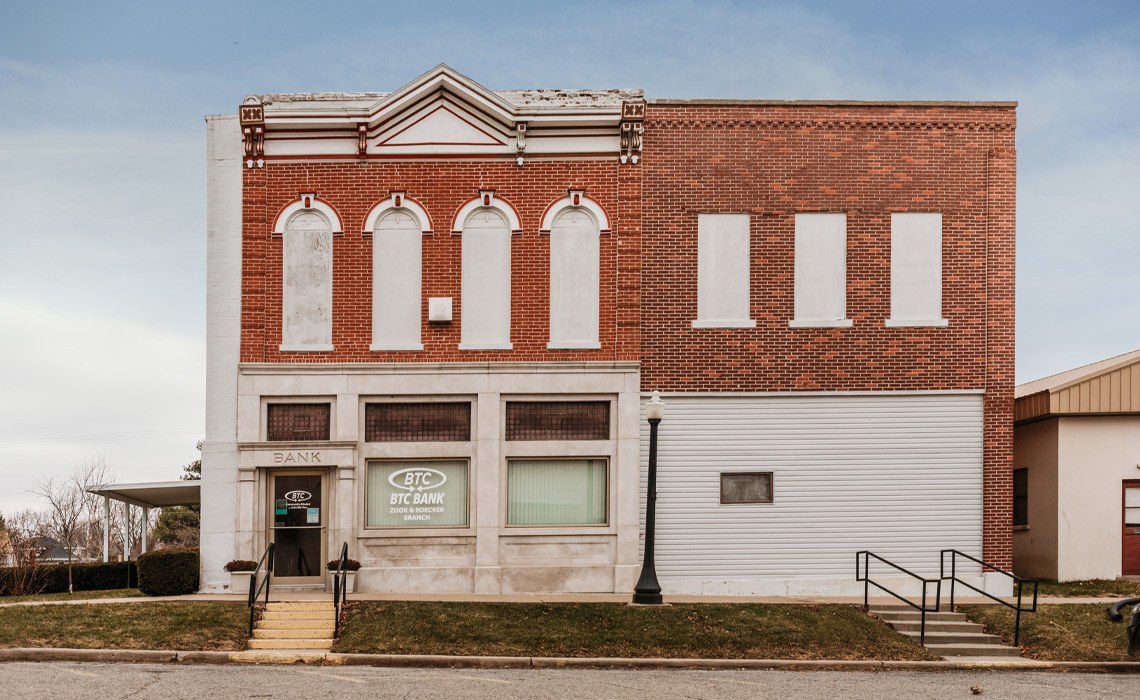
[889,213,947,327]
[459,208,512,349]
[371,210,423,351]
[548,208,600,349]
[694,214,754,328]
[791,213,851,328]
[281,210,333,351]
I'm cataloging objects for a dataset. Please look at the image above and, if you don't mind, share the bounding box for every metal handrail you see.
[940,549,1038,646]
[856,550,942,645]
[332,542,349,637]
[247,542,275,636]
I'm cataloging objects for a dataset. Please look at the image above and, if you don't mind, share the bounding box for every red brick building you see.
[202,65,1015,596]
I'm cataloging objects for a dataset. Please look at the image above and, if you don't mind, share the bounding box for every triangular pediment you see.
[379,103,506,147]
[368,64,517,129]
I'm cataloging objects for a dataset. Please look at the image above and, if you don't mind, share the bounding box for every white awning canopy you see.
[88,480,200,509]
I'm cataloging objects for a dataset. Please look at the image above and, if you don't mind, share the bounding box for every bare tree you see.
[73,456,116,562]
[31,474,84,594]
[4,509,49,595]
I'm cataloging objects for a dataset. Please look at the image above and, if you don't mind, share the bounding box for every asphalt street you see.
[0,663,1138,699]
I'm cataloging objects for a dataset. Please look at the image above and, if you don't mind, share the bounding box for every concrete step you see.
[265,602,334,611]
[887,620,985,634]
[257,618,336,630]
[869,610,967,623]
[925,643,1022,658]
[247,639,334,651]
[253,628,335,640]
[897,631,1003,645]
[260,611,335,621]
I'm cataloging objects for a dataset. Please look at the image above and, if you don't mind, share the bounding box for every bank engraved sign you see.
[369,461,467,527]
[273,451,322,464]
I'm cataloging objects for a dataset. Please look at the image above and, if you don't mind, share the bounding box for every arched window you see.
[372,209,423,351]
[459,208,511,349]
[281,209,333,351]
[548,208,600,349]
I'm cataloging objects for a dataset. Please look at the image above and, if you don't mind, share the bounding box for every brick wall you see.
[240,161,636,363]
[641,103,1016,566]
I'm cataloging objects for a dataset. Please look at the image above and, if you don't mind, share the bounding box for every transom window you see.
[505,402,610,441]
[266,404,331,442]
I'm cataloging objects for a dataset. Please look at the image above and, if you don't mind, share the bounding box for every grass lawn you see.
[332,602,936,660]
[1033,579,1140,598]
[960,603,1138,662]
[0,601,249,651]
[0,588,144,605]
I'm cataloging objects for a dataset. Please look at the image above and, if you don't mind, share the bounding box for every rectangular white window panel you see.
[282,228,333,350]
[792,213,850,327]
[694,213,755,328]
[372,212,423,351]
[460,211,512,349]
[507,459,607,525]
[889,213,946,326]
[366,460,468,528]
[548,210,600,349]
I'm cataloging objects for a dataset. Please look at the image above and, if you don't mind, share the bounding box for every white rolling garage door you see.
[639,393,984,590]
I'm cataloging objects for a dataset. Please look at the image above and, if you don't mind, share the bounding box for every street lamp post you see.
[633,391,666,605]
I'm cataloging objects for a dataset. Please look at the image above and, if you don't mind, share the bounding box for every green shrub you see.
[0,561,137,596]
[137,548,199,596]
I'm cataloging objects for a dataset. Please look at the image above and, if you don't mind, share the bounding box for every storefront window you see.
[366,460,468,528]
[507,459,607,525]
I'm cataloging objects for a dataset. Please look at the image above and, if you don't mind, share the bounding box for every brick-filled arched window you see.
[281,210,333,351]
[459,208,512,350]
[548,208,600,349]
[372,209,423,351]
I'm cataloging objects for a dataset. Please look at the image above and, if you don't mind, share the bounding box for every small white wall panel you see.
[460,209,512,349]
[282,211,333,350]
[695,214,754,327]
[640,393,984,586]
[372,210,423,350]
[890,213,944,324]
[549,209,600,348]
[794,213,848,323]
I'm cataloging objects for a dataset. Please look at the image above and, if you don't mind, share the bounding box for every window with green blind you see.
[366,460,468,528]
[507,459,607,526]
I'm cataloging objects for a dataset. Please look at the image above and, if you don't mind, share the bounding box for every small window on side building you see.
[1013,468,1028,527]
[720,472,773,504]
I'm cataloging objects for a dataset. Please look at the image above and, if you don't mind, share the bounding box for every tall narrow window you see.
[1013,468,1028,527]
[889,213,947,326]
[694,214,754,328]
[791,213,851,327]
[459,208,511,349]
[548,208,600,349]
[281,210,333,351]
[372,210,422,351]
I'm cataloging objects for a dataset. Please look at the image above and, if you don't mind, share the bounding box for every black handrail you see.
[856,550,942,646]
[940,549,1038,646]
[332,542,349,637]
[248,542,275,636]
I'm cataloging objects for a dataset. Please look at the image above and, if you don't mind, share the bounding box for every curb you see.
[0,648,1138,672]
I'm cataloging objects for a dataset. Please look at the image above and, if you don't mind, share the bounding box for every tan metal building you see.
[1013,349,1140,580]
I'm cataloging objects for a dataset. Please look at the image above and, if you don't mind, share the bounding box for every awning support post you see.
[141,507,149,554]
[103,495,110,563]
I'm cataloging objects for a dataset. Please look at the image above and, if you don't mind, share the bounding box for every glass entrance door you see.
[269,472,325,584]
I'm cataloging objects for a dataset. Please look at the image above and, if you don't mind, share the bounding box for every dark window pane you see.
[505,402,610,441]
[720,473,773,504]
[1013,468,1028,527]
[267,404,331,442]
[365,403,471,442]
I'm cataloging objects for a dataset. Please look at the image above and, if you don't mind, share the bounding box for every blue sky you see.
[0,0,1138,515]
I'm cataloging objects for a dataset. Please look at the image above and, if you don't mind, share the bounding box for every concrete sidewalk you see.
[0,591,1131,607]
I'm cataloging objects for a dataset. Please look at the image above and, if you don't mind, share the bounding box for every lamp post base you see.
[631,591,664,605]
